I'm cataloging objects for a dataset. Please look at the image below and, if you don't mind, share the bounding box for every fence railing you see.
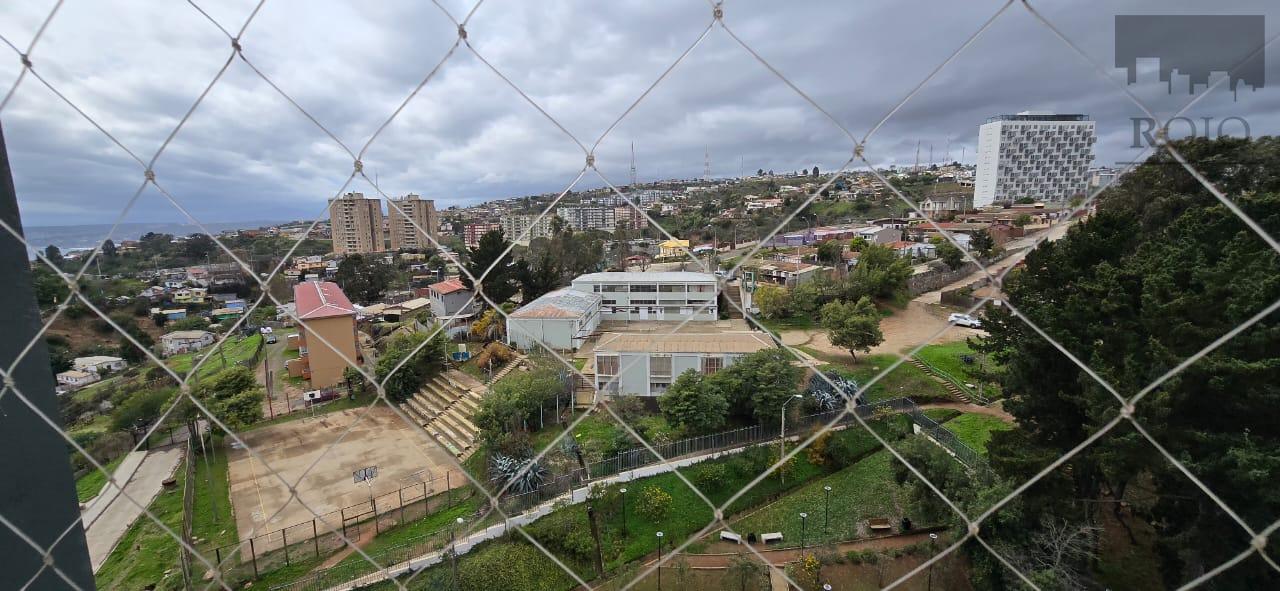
[204,469,475,584]
[267,519,467,591]
[497,397,923,515]
[913,355,991,406]
[905,406,987,468]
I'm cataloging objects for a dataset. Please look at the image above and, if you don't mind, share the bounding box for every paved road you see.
[83,447,183,572]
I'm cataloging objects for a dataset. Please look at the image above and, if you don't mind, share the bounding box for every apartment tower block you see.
[387,193,439,251]
[328,192,384,254]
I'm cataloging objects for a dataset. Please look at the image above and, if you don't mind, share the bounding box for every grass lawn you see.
[915,342,1002,400]
[812,353,953,403]
[168,333,263,379]
[529,412,624,459]
[94,453,186,590]
[190,438,237,556]
[77,455,125,503]
[942,413,1012,454]
[732,450,904,548]
[759,316,817,333]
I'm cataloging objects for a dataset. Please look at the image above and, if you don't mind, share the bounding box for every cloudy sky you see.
[1,0,1277,229]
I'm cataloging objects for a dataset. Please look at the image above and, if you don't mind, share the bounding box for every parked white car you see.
[949,313,982,328]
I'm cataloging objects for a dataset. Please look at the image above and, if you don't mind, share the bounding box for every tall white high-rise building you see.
[974,112,1096,206]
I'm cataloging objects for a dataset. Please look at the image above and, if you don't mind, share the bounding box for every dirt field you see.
[781,300,982,360]
[226,405,461,543]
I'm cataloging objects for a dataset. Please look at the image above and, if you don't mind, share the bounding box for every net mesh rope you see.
[0,1,1275,590]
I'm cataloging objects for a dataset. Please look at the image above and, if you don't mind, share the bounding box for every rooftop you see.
[573,271,717,283]
[163,330,212,340]
[294,281,357,320]
[595,331,775,354]
[430,277,468,295]
[510,288,602,319]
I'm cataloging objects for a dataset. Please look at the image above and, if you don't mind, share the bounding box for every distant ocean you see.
[21,220,288,258]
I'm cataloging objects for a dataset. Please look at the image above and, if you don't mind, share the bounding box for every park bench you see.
[868,518,892,532]
[719,531,743,544]
[760,532,784,544]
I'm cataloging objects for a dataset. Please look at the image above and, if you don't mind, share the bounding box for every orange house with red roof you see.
[292,281,361,388]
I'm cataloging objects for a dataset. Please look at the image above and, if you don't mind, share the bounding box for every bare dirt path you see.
[653,530,943,569]
[918,401,1014,423]
[781,300,981,361]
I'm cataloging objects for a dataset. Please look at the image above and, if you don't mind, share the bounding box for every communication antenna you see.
[703,145,711,180]
[914,141,921,172]
[629,142,637,187]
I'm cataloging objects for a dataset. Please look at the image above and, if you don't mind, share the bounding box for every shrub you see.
[694,463,728,490]
[636,486,672,521]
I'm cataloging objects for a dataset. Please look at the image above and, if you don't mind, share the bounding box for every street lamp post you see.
[620,487,628,536]
[655,531,665,590]
[927,532,939,590]
[450,517,465,590]
[779,394,803,483]
[800,512,808,549]
[823,486,832,530]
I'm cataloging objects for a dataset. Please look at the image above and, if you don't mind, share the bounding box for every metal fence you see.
[205,470,474,584]
[0,3,1275,591]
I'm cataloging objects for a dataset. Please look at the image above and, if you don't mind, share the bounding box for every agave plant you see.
[489,452,549,494]
[807,371,861,410]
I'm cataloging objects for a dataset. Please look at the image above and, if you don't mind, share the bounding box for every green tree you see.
[978,137,1280,588]
[658,369,729,434]
[969,229,997,259]
[334,253,394,304]
[1012,213,1033,228]
[819,296,883,360]
[934,240,965,270]
[515,250,560,302]
[44,244,64,268]
[845,242,912,300]
[474,368,565,443]
[816,239,843,266]
[375,328,450,402]
[714,347,802,424]
[463,229,518,304]
[753,284,791,319]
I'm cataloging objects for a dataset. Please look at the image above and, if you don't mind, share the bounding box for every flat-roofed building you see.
[571,272,718,321]
[293,281,361,388]
[593,331,774,396]
[329,192,384,255]
[507,288,603,351]
[387,193,439,251]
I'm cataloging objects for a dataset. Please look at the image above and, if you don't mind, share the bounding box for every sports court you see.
[226,405,461,544]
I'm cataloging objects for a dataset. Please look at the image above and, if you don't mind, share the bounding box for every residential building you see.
[613,206,649,229]
[918,193,974,219]
[888,240,936,259]
[571,272,718,321]
[72,356,127,374]
[741,260,824,287]
[507,288,603,351]
[974,112,1096,206]
[387,193,439,251]
[328,192,385,255]
[500,213,554,245]
[464,222,501,249]
[428,277,480,338]
[657,239,689,258]
[556,205,616,232]
[211,307,242,321]
[292,281,361,388]
[593,331,775,396]
[160,330,215,356]
[56,370,100,391]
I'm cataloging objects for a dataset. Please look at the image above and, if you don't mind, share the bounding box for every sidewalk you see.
[83,447,183,572]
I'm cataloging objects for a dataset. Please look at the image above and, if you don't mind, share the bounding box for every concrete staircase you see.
[400,370,485,459]
[485,354,527,385]
[722,280,744,318]
[908,357,972,404]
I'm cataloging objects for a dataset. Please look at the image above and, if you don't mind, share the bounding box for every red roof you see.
[294,281,356,320]
[430,277,467,295]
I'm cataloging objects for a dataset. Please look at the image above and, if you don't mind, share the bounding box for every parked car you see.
[949,313,982,328]
[265,334,278,344]
[302,389,339,407]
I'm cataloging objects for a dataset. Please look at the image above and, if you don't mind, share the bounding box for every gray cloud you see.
[1,0,1277,228]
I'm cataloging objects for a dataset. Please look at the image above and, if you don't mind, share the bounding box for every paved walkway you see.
[83,447,183,572]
